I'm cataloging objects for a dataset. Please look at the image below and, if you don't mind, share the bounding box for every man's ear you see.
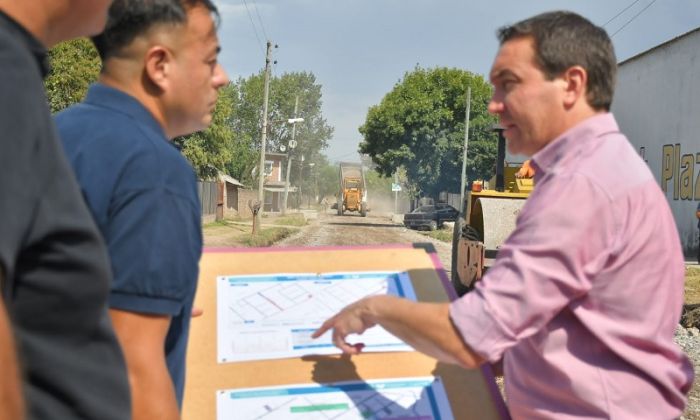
[144,45,172,91]
[562,65,587,108]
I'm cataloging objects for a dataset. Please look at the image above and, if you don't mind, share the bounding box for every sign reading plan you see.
[216,271,417,363]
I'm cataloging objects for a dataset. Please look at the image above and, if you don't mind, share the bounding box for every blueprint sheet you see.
[216,271,417,363]
[216,376,454,420]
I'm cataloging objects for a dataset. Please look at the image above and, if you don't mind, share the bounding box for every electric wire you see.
[251,0,269,42]
[241,0,264,54]
[602,0,643,27]
[610,0,659,38]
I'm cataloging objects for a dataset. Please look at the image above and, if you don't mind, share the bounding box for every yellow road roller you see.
[451,127,534,296]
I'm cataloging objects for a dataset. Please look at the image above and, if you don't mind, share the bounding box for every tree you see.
[359,66,497,198]
[316,160,339,200]
[174,84,241,180]
[44,40,334,189]
[228,71,334,190]
[45,38,101,114]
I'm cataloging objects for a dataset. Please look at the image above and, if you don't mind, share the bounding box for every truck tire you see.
[361,205,367,217]
[339,205,344,216]
[451,218,481,296]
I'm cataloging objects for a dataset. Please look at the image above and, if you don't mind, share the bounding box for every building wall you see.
[237,189,258,218]
[611,28,700,256]
[265,156,284,183]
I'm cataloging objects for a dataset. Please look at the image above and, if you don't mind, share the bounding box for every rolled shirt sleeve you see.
[450,171,612,363]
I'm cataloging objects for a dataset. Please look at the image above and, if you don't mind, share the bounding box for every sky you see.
[211,0,700,163]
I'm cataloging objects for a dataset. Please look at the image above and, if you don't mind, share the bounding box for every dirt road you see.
[275,210,454,275]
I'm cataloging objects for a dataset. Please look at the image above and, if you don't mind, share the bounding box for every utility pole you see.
[394,172,398,214]
[298,154,304,208]
[255,41,273,232]
[459,87,472,214]
[281,95,298,215]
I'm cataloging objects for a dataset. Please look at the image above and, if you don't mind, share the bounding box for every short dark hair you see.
[497,11,616,111]
[92,0,219,61]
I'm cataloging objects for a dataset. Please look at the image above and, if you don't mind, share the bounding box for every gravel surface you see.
[677,325,700,419]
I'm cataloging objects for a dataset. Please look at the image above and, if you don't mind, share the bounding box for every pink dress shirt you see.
[450,113,693,419]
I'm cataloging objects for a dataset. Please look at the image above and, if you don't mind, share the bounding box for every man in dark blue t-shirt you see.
[55,0,228,418]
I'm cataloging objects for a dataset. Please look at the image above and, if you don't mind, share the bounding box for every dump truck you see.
[451,127,534,296]
[337,162,368,216]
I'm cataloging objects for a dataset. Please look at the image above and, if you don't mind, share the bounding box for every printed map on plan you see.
[216,376,454,420]
[216,271,417,363]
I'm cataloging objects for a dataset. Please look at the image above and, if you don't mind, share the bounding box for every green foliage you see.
[244,227,294,247]
[175,84,238,180]
[229,71,333,189]
[417,227,453,242]
[174,71,332,184]
[44,39,333,188]
[45,38,101,113]
[272,214,307,227]
[359,66,497,198]
[365,168,392,195]
[314,157,339,200]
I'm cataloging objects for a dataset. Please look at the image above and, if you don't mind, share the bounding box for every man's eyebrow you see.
[490,68,517,82]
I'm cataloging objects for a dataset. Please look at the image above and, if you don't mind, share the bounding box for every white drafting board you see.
[217,376,454,420]
[216,271,416,362]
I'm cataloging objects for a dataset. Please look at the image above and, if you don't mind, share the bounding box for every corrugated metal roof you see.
[220,174,245,187]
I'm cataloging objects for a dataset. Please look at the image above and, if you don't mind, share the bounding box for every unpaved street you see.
[275,210,454,276]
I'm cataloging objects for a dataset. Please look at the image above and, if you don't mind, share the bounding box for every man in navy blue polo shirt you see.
[55,0,228,418]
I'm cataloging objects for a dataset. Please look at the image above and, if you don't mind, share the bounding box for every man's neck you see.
[98,72,172,140]
[0,2,56,47]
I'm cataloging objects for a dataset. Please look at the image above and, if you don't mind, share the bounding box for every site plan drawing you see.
[216,376,454,420]
[217,271,417,363]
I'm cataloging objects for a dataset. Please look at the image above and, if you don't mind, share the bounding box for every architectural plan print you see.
[217,376,454,420]
[217,271,417,363]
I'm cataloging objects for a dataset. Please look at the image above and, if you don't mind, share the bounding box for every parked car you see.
[403,203,460,230]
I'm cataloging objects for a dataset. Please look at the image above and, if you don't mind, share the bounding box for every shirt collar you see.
[0,10,50,77]
[84,83,169,141]
[531,113,620,179]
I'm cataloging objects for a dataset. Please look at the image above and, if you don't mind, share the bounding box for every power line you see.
[611,0,659,38]
[241,0,264,54]
[251,0,269,42]
[602,0,643,27]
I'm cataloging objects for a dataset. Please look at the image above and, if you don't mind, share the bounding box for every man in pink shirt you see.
[314,11,693,419]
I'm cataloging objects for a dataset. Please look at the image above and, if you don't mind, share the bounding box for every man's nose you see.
[214,64,229,88]
[487,96,503,115]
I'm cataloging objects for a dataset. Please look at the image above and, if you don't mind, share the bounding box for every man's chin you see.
[506,140,528,157]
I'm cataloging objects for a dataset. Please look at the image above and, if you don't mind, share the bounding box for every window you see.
[264,161,273,177]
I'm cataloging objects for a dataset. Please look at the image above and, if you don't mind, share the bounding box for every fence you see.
[197,181,218,216]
